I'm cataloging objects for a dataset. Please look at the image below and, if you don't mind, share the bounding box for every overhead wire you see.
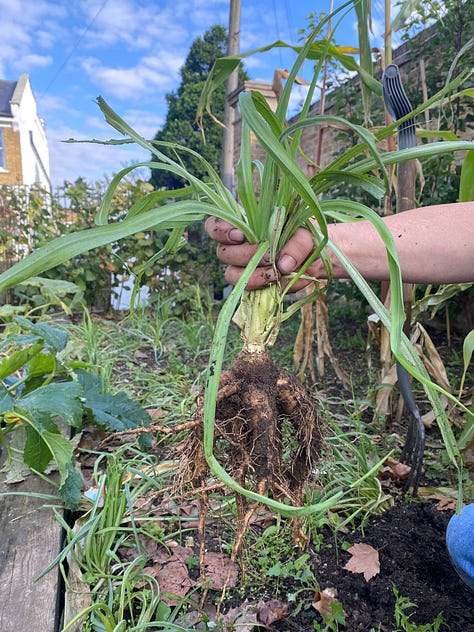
[39,0,110,101]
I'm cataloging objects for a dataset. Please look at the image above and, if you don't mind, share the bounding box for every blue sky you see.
[1,0,397,189]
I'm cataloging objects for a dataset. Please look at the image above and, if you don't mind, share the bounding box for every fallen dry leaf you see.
[343,543,380,581]
[221,600,259,631]
[155,559,195,604]
[380,456,412,481]
[202,552,239,589]
[312,587,344,618]
[425,492,457,511]
[255,599,289,625]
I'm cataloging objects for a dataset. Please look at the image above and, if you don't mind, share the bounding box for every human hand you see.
[204,217,324,291]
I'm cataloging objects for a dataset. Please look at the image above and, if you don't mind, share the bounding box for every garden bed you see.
[2,305,473,631]
[0,451,62,632]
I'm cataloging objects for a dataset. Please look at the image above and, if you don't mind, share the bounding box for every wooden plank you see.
[0,452,63,632]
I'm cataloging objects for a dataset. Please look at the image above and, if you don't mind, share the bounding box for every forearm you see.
[318,202,474,284]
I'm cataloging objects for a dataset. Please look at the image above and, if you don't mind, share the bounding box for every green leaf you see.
[18,411,75,492]
[59,462,83,510]
[417,130,459,142]
[77,371,151,432]
[391,0,423,31]
[350,141,474,175]
[0,383,14,413]
[41,430,74,480]
[16,276,81,300]
[458,329,474,407]
[24,423,55,472]
[353,0,373,122]
[459,150,474,202]
[14,316,69,352]
[27,350,56,379]
[0,342,43,380]
[0,198,241,294]
[17,382,84,428]
[463,330,474,375]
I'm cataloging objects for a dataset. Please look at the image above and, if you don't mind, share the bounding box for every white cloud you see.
[80,52,184,100]
[79,0,194,52]
[19,54,54,69]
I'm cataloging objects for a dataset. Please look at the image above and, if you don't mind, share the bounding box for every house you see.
[0,74,51,191]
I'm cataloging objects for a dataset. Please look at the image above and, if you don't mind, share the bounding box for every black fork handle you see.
[382,64,425,493]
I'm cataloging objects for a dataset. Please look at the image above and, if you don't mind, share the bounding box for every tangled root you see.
[176,349,323,567]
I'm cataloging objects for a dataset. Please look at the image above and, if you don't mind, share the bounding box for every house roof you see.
[0,80,17,117]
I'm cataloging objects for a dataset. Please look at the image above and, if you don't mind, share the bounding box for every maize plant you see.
[0,3,472,527]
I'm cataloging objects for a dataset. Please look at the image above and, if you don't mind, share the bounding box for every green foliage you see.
[0,174,225,310]
[243,522,318,617]
[13,276,84,314]
[0,315,152,508]
[49,448,189,632]
[391,585,448,632]
[0,2,472,513]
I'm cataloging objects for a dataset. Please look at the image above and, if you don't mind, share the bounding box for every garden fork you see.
[382,64,425,493]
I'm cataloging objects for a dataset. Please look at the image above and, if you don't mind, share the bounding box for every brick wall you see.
[0,126,23,185]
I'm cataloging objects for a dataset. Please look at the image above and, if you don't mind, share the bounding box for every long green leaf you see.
[239,92,327,237]
[353,0,373,122]
[235,119,259,232]
[460,150,474,202]
[350,141,474,174]
[0,201,246,293]
[327,239,465,493]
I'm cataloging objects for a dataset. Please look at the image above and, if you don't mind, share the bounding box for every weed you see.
[391,585,448,632]
[242,521,318,616]
[313,599,346,631]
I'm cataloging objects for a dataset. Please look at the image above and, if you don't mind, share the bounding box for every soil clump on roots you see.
[178,349,324,554]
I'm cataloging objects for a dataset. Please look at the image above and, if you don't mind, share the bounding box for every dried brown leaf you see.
[380,456,412,481]
[344,543,380,581]
[312,587,343,618]
[221,600,258,631]
[202,552,239,589]
[155,559,195,604]
[255,599,289,625]
[426,492,457,511]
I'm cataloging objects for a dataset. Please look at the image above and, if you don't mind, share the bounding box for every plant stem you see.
[233,285,281,352]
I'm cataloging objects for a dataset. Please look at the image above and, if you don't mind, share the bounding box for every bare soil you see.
[278,500,474,631]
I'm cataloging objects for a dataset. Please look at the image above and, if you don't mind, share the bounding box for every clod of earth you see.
[177,348,323,574]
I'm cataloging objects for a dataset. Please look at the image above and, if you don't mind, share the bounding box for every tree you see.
[149,25,248,298]
[150,25,247,190]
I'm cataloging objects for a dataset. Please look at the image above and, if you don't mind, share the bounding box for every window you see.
[0,128,5,169]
